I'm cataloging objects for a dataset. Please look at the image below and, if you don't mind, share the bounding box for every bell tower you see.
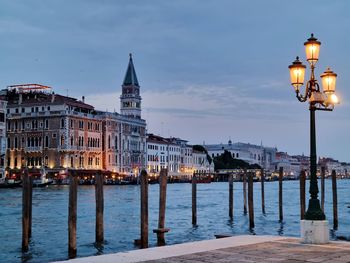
[120,53,141,118]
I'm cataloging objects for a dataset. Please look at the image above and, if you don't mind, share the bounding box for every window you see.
[47,106,50,111]
[21,108,25,113]
[70,157,74,167]
[61,118,65,128]
[108,135,111,149]
[52,133,56,138]
[45,119,49,129]
[45,136,49,148]
[44,156,48,166]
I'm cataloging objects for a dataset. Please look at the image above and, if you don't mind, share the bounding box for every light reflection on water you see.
[1,180,350,263]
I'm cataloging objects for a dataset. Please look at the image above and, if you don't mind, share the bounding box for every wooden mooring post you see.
[299,170,306,220]
[140,170,149,248]
[22,168,31,252]
[68,171,78,259]
[243,169,247,215]
[332,170,338,230]
[248,172,254,228]
[279,167,283,222]
[95,171,104,244]
[228,173,233,219]
[260,169,265,214]
[28,175,33,239]
[321,166,325,212]
[153,169,170,246]
[192,173,197,225]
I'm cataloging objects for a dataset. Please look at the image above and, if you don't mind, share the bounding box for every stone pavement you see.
[54,235,350,263]
[143,238,350,263]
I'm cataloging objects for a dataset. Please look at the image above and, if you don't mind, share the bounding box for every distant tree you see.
[213,150,261,170]
[192,145,207,153]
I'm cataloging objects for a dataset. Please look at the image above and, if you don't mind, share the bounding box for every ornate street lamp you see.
[288,34,339,241]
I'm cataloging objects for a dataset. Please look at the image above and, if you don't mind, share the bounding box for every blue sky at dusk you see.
[1,1,349,161]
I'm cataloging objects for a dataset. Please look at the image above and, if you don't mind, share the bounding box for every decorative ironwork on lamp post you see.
[288,34,339,220]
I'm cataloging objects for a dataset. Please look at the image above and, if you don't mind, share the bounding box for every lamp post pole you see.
[305,103,325,220]
[289,34,339,242]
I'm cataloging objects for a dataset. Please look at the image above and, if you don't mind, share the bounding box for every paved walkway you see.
[54,235,350,263]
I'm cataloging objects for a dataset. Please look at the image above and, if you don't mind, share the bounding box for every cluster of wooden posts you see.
[21,168,169,258]
[193,167,338,231]
[21,166,340,258]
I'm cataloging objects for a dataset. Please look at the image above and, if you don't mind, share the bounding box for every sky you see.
[1,1,350,162]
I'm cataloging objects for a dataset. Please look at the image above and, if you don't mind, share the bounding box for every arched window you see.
[115,136,118,150]
[70,136,73,146]
[60,135,65,146]
[31,137,34,147]
[61,118,65,128]
[108,135,111,149]
[70,156,74,167]
[44,156,48,166]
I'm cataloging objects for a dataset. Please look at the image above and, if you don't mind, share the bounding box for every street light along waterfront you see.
[289,34,339,243]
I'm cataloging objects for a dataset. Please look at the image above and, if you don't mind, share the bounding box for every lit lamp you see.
[321,67,339,105]
[288,57,306,91]
[304,34,321,66]
[288,34,340,244]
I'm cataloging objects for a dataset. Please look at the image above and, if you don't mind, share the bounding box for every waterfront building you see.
[5,84,103,177]
[146,134,211,178]
[318,157,350,177]
[205,140,276,170]
[98,111,146,175]
[4,55,146,178]
[192,149,212,174]
[0,97,7,178]
[274,151,302,178]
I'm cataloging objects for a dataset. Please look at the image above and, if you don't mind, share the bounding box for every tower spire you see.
[123,53,139,87]
[120,53,142,119]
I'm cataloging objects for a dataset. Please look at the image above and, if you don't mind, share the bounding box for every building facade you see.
[146,134,211,178]
[0,98,7,178]
[4,55,146,178]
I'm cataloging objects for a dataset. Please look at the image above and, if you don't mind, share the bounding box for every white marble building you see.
[205,140,276,170]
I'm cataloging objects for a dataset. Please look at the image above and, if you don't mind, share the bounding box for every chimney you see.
[18,93,22,105]
[51,92,55,103]
[82,96,85,103]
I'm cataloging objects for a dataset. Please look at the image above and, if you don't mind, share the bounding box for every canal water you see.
[1,180,350,263]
